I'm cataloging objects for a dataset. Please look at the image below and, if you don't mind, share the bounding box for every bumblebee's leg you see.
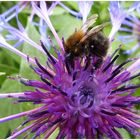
[65,59,71,74]
[94,57,103,69]
[65,55,71,74]
[65,53,74,74]
[84,55,91,70]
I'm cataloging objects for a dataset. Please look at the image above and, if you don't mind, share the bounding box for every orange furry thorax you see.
[65,30,85,51]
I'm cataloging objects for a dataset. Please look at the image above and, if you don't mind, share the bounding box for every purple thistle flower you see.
[0,1,140,139]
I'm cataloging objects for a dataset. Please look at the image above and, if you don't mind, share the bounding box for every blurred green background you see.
[0,1,140,138]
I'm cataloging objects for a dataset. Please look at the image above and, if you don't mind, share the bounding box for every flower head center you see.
[70,79,98,110]
[79,86,94,105]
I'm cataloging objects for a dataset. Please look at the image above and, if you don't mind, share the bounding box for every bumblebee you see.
[63,14,109,73]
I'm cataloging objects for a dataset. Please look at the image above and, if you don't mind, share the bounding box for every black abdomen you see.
[87,32,109,58]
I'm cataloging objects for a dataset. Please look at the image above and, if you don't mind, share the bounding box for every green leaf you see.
[50,13,82,40]
[52,6,66,15]
[0,74,21,93]
[48,128,59,139]
[19,18,46,91]
[116,128,130,139]
[63,1,79,11]
[0,74,23,138]
[0,48,20,68]
[0,98,27,138]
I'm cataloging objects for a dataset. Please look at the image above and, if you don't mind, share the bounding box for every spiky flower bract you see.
[0,1,140,139]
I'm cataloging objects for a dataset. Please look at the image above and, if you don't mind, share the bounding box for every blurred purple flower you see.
[0,2,28,47]
[78,1,94,23]
[118,3,140,54]
[0,2,27,24]
[0,1,140,139]
[57,1,93,23]
[30,2,59,49]
[58,2,82,18]
[0,2,58,49]
[109,1,138,41]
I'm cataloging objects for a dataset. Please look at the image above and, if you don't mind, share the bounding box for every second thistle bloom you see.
[119,3,140,54]
[109,1,138,41]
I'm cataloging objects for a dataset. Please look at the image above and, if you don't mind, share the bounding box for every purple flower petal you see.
[31,2,64,51]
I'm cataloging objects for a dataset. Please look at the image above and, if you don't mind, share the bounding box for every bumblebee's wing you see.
[79,23,109,43]
[80,14,98,32]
